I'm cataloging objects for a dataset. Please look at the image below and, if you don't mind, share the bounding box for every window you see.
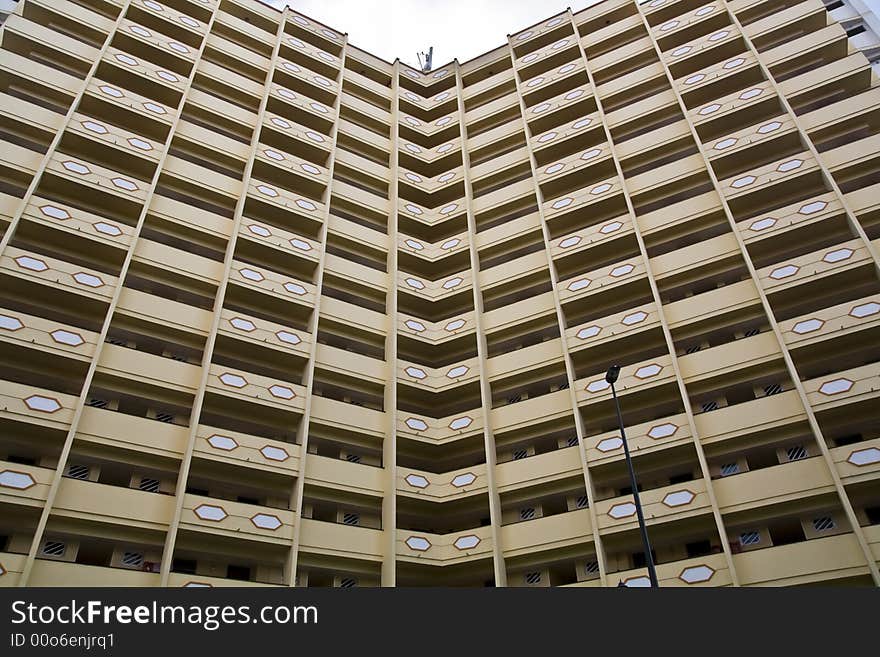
[41,540,66,557]
[519,507,536,520]
[811,516,835,532]
[121,551,144,568]
[584,561,599,575]
[64,464,90,480]
[339,577,357,588]
[156,412,174,423]
[763,383,782,396]
[507,393,522,404]
[720,463,739,476]
[739,531,761,546]
[567,436,578,447]
[744,327,760,337]
[525,571,541,584]
[513,448,528,460]
[345,453,362,463]
[342,513,360,526]
[139,478,160,493]
[87,398,108,408]
[786,445,807,461]
[701,401,718,412]
[575,495,588,508]
[685,344,701,354]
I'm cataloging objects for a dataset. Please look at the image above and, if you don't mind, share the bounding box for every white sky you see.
[261,0,604,69]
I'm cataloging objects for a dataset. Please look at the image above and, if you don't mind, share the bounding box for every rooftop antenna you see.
[417,46,433,73]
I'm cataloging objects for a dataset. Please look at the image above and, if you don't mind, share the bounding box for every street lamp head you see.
[605,365,620,384]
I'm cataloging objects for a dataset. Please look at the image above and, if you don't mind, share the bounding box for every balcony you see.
[0,552,26,587]
[757,238,870,295]
[696,389,806,446]
[22,196,135,251]
[27,560,161,587]
[305,454,382,497]
[194,425,301,478]
[398,356,481,392]
[206,365,306,415]
[566,303,661,355]
[0,307,98,362]
[491,389,572,435]
[584,412,693,466]
[713,457,835,513]
[180,494,294,545]
[678,331,781,384]
[576,355,675,407]
[495,447,582,493]
[397,526,493,565]
[397,464,488,500]
[0,460,52,509]
[595,478,712,533]
[397,311,476,345]
[779,295,880,349]
[311,396,385,441]
[0,379,78,431]
[804,362,880,412]
[500,508,593,558]
[76,405,188,460]
[396,407,484,445]
[53,478,174,531]
[732,533,871,585]
[612,551,733,587]
[831,437,880,486]
[299,517,383,561]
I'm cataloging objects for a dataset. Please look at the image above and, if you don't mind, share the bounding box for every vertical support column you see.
[633,0,880,585]
[504,30,610,587]
[566,7,741,585]
[158,7,291,586]
[17,0,215,585]
[380,60,401,587]
[453,61,507,587]
[284,25,349,588]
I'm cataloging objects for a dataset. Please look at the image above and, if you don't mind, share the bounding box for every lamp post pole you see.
[606,365,659,588]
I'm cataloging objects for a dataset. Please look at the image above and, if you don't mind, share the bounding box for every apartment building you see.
[0,0,879,588]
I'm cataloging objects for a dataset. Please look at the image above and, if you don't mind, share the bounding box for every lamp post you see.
[606,364,659,588]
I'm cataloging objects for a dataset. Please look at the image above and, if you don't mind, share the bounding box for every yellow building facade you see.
[0,0,879,588]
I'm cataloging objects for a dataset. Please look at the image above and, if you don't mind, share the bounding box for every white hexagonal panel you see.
[591,183,612,195]
[0,315,23,331]
[757,121,782,134]
[275,331,301,345]
[143,102,166,114]
[404,320,426,332]
[552,197,573,210]
[635,364,662,379]
[679,565,714,584]
[749,217,776,231]
[850,302,880,318]
[405,417,428,431]
[576,326,601,340]
[446,365,469,378]
[100,84,124,97]
[451,473,476,487]
[405,536,431,551]
[405,367,426,380]
[50,330,84,346]
[230,317,256,332]
[648,423,678,439]
[260,446,289,462]
[296,199,317,211]
[16,256,48,272]
[194,505,227,521]
[449,416,473,431]
[441,238,461,250]
[445,319,466,331]
[586,379,610,393]
[73,272,104,288]
[608,502,637,519]
[662,490,695,507]
[284,282,306,295]
[40,205,71,220]
[405,474,429,489]
[442,277,463,290]
[559,236,581,249]
[610,264,634,277]
[723,57,745,69]
[94,222,122,236]
[847,448,880,466]
[777,159,803,172]
[219,373,247,388]
[731,175,756,188]
[544,162,564,174]
[111,177,138,191]
[596,437,623,452]
[247,224,271,237]
[404,239,423,250]
[622,311,648,325]
[81,120,108,134]
[24,395,61,412]
[769,265,798,280]
[239,268,264,282]
[792,319,823,334]
[0,470,36,489]
[699,103,721,115]
[819,378,853,395]
[799,200,827,215]
[405,277,424,290]
[290,237,311,251]
[537,131,557,143]
[568,278,591,292]
[600,221,623,234]
[251,514,282,530]
[207,435,238,451]
[684,73,705,85]
[453,535,480,550]
[714,137,736,150]
[623,576,651,587]
[268,385,295,400]
[823,248,853,264]
[270,117,291,129]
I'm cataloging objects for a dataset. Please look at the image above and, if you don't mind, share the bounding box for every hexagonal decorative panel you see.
[453,535,480,550]
[442,277,463,289]
[446,365,469,378]
[404,320,426,332]
[552,197,573,210]
[577,326,601,339]
[600,221,623,234]
[0,563,5,576]
[634,364,662,379]
[250,514,282,530]
[662,490,695,507]
[596,437,623,452]
[284,282,306,295]
[648,423,678,439]
[451,473,477,488]
[230,317,256,332]
[608,502,637,519]
[93,222,122,236]
[591,183,612,195]
[0,470,36,489]
[445,319,466,331]
[749,217,776,231]
[792,319,823,334]
[15,256,48,272]
[405,367,427,380]
[256,184,278,197]
[568,278,591,292]
[819,378,853,395]
[679,565,714,584]
[50,330,84,346]
[219,373,248,388]
[405,417,428,431]
[799,200,827,215]
[405,474,429,489]
[268,385,296,400]
[777,159,803,173]
[559,235,581,249]
[405,277,424,290]
[24,396,61,413]
[684,73,705,85]
[623,576,651,587]
[62,160,90,175]
[128,137,152,151]
[100,85,124,97]
[740,87,763,100]
[847,448,880,467]
[260,445,289,462]
[850,302,880,318]
[295,199,317,212]
[81,120,108,134]
[731,175,756,189]
[449,416,473,431]
[405,536,431,551]
[0,315,23,331]
[586,379,610,393]
[207,435,238,451]
[239,268,264,282]
[193,505,227,521]
[111,177,138,191]
[40,205,71,220]
[823,248,853,264]
[441,238,461,250]
[247,224,272,237]
[143,102,166,114]
[581,148,601,160]
[769,265,798,280]
[610,264,634,277]
[73,272,104,288]
[699,103,721,115]
[757,121,782,134]
[622,311,648,325]
[273,331,300,347]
